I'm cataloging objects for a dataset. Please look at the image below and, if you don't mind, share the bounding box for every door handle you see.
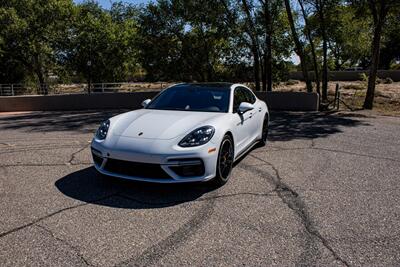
[258,108,262,112]
[249,112,253,118]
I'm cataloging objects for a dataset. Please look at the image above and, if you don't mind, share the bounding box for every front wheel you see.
[213,135,234,186]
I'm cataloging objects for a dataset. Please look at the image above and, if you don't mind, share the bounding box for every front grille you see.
[103,158,172,179]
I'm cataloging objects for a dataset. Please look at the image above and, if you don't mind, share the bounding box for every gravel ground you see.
[0,110,399,266]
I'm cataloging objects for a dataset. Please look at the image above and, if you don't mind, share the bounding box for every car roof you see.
[175,82,233,89]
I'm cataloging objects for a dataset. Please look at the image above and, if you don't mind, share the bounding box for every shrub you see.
[285,79,299,86]
[359,73,368,82]
[383,77,394,84]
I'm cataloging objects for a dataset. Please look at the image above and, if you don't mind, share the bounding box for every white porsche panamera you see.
[91,83,269,185]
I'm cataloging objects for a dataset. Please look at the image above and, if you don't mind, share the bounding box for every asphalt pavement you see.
[0,110,399,266]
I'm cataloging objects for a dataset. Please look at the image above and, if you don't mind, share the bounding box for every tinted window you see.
[233,87,248,113]
[146,85,230,113]
[240,87,256,104]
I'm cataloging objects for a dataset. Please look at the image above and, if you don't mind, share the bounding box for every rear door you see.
[232,87,254,155]
[240,86,261,141]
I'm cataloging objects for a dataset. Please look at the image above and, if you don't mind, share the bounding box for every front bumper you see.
[91,136,218,183]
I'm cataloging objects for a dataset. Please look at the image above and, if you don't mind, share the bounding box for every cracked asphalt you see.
[0,110,399,266]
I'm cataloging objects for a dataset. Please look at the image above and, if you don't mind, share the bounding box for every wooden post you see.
[335,83,340,110]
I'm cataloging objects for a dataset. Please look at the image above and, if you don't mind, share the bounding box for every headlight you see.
[95,120,110,140]
[179,126,215,147]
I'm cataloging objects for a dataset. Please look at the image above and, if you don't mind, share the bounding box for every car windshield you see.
[146,85,231,113]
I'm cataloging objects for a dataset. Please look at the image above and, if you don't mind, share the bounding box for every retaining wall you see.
[0,91,319,112]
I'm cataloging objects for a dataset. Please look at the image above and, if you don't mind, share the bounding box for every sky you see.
[73,0,151,9]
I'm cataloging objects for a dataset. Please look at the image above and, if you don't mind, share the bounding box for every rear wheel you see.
[213,135,234,186]
[259,114,269,146]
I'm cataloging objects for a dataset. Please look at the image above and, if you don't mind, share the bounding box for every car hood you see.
[111,109,223,140]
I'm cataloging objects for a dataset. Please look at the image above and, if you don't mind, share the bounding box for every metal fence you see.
[0,82,171,96]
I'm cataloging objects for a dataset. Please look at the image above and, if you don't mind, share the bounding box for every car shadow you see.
[268,111,370,141]
[0,110,370,139]
[55,167,218,209]
[0,109,129,133]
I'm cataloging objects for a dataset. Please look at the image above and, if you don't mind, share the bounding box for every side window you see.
[233,88,247,113]
[241,87,256,104]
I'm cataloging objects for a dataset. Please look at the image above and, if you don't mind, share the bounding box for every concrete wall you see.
[0,91,319,112]
[289,70,400,82]
[0,92,159,112]
[257,92,319,111]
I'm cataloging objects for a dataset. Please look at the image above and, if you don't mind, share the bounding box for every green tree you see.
[298,0,321,95]
[137,0,230,82]
[326,4,371,70]
[221,0,292,91]
[68,1,139,85]
[379,11,400,69]
[0,0,74,93]
[284,0,313,92]
[352,0,398,109]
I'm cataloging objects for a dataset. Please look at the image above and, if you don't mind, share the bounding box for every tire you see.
[213,134,234,186]
[259,114,269,146]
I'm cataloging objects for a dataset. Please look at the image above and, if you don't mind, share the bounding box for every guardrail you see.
[0,82,171,96]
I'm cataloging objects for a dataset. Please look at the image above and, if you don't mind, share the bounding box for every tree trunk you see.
[364,19,384,109]
[36,69,47,95]
[252,45,261,91]
[298,0,320,95]
[261,54,267,91]
[33,54,47,95]
[322,33,328,101]
[242,0,261,91]
[284,0,312,92]
[264,1,273,92]
[200,23,214,82]
[363,0,390,109]
[266,39,272,92]
[316,0,328,101]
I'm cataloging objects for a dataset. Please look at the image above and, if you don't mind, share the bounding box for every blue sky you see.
[73,0,151,9]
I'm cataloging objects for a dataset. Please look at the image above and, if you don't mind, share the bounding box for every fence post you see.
[335,83,339,110]
[102,83,104,93]
[11,84,14,96]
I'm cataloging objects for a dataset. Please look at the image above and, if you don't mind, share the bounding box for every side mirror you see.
[141,99,151,108]
[238,102,254,114]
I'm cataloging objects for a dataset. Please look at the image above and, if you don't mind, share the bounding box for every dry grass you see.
[47,82,174,94]
[272,81,400,116]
